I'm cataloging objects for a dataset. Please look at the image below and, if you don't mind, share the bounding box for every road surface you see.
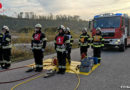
[0,48,130,90]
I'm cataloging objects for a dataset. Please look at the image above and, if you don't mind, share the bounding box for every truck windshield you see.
[94,16,121,28]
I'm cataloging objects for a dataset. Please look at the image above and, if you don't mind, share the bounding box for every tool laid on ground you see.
[43,57,58,78]
[25,64,52,73]
[43,56,74,78]
[25,66,35,73]
[43,69,56,78]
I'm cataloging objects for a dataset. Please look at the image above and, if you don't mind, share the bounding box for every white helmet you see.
[65,27,70,32]
[35,24,42,28]
[96,27,101,31]
[57,25,65,31]
[96,27,102,35]
[82,28,87,32]
[2,25,9,31]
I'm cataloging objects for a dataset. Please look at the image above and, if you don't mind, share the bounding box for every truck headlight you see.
[115,42,119,44]
[115,39,121,44]
[117,39,120,42]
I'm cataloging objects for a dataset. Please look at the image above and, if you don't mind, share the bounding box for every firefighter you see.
[79,28,90,59]
[0,32,3,68]
[92,27,104,64]
[1,26,12,69]
[31,24,47,72]
[54,25,70,74]
[65,27,73,64]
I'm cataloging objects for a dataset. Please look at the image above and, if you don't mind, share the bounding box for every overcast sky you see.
[0,0,130,20]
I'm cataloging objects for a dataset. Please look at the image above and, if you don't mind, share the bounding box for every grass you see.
[12,31,57,44]
[11,46,33,62]
[11,45,56,62]
[12,29,81,44]
[12,31,33,44]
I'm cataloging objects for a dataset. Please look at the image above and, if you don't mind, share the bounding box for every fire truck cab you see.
[91,13,130,51]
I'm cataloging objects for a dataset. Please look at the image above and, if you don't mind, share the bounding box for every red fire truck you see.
[91,13,130,51]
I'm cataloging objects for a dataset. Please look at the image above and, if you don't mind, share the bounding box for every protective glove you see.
[66,51,68,54]
[31,48,34,52]
[42,49,45,52]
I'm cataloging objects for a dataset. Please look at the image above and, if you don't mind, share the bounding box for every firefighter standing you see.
[92,27,104,64]
[54,25,70,74]
[79,28,90,59]
[31,24,47,72]
[65,27,73,64]
[0,32,3,68]
[0,26,12,69]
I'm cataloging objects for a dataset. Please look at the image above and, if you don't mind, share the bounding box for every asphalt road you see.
[0,48,130,90]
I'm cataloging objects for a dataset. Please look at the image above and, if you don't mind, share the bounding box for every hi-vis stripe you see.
[80,43,88,46]
[0,35,3,37]
[80,36,88,38]
[3,44,12,49]
[58,66,66,69]
[42,38,47,41]
[6,38,11,41]
[36,65,43,68]
[65,40,70,43]
[32,47,42,49]
[0,60,11,64]
[56,48,65,52]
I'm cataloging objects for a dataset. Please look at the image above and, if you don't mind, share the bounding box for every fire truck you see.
[91,13,130,51]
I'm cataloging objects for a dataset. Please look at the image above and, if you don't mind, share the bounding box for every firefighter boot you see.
[35,67,43,72]
[38,67,43,72]
[61,68,65,74]
[1,63,6,69]
[57,68,62,74]
[4,64,11,69]
[98,59,101,64]
[68,59,71,65]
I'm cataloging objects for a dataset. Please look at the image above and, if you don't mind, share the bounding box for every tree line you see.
[0,12,89,32]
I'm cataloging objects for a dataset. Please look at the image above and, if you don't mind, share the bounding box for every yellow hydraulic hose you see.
[11,73,45,90]
[69,69,80,90]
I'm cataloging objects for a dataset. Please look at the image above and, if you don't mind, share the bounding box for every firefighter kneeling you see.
[31,24,47,72]
[54,25,70,74]
[92,27,104,64]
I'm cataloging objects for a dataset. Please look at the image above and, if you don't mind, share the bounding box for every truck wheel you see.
[119,44,125,52]
[0,63,6,69]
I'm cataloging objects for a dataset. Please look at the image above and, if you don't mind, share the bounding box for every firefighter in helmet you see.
[54,25,70,74]
[0,26,12,69]
[65,27,73,64]
[31,24,47,72]
[0,30,3,68]
[79,28,91,59]
[92,27,104,64]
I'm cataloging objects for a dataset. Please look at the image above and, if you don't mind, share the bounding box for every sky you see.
[0,0,130,20]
